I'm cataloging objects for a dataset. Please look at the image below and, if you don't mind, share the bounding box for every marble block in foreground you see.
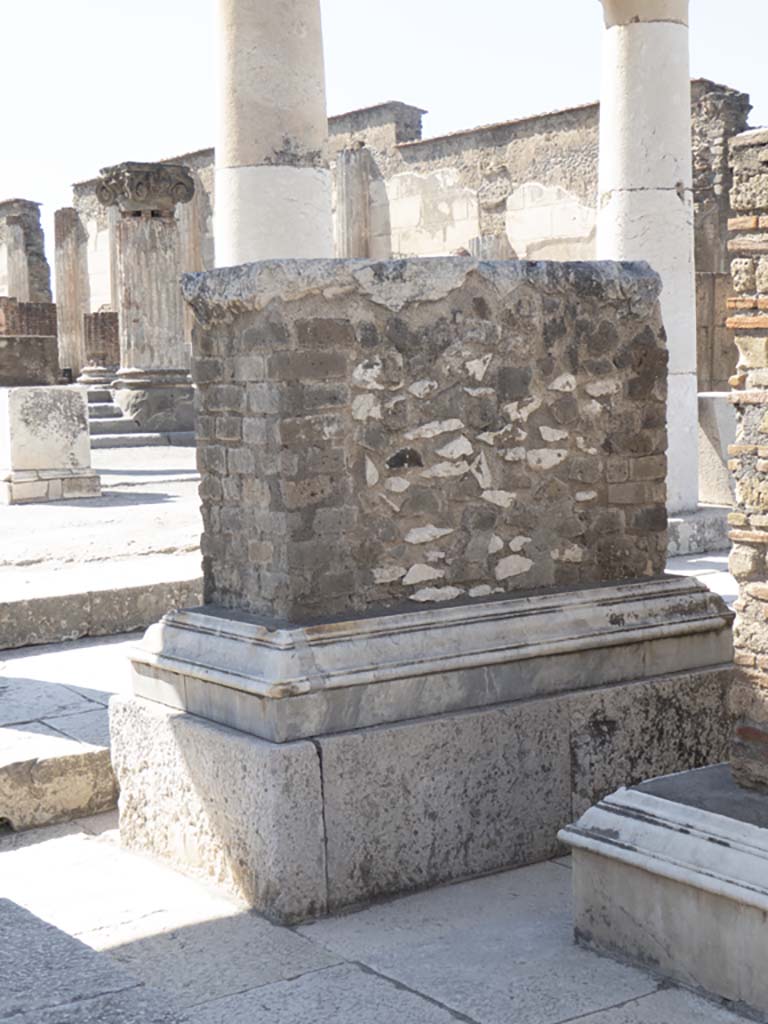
[561,765,768,1017]
[0,386,100,504]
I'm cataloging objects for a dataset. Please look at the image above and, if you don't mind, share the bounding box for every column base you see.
[77,365,118,388]
[0,467,101,504]
[110,577,734,922]
[112,369,195,433]
[561,765,768,1017]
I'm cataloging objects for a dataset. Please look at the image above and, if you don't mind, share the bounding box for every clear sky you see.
[3,0,766,270]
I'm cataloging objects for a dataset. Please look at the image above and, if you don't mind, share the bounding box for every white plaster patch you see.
[583,399,604,417]
[437,436,473,460]
[426,549,447,564]
[465,353,493,382]
[539,426,568,443]
[527,449,568,471]
[482,490,516,509]
[365,457,379,487]
[469,585,493,599]
[549,374,576,393]
[477,425,516,446]
[352,394,381,421]
[374,566,407,584]
[422,461,470,479]
[509,536,532,553]
[502,448,526,463]
[410,586,465,604]
[576,490,598,503]
[504,397,541,422]
[495,555,534,580]
[553,544,585,563]
[405,419,464,440]
[353,358,385,391]
[577,437,598,455]
[409,379,439,399]
[488,535,504,555]
[586,379,621,398]
[386,477,410,494]
[469,452,493,489]
[403,564,446,586]
[405,525,454,545]
[464,387,495,397]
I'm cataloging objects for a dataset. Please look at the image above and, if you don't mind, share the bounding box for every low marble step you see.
[87,403,122,420]
[89,417,144,436]
[86,388,112,403]
[91,433,171,448]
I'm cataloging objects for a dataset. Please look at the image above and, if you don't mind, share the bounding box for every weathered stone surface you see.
[110,696,327,923]
[0,723,116,830]
[725,129,768,787]
[0,336,60,386]
[0,899,180,1023]
[183,258,668,622]
[0,198,52,303]
[569,667,732,817]
[97,163,194,215]
[318,698,571,910]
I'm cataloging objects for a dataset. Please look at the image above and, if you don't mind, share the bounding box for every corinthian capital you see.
[97,162,195,214]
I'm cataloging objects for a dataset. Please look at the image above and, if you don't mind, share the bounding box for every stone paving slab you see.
[0,818,749,1024]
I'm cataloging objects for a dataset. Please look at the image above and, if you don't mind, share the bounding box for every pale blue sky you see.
[2,0,766,264]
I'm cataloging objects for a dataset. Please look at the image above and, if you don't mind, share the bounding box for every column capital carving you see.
[97,162,195,214]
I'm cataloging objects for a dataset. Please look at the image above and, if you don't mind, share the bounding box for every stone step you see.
[0,552,203,651]
[87,403,122,420]
[91,433,171,448]
[89,417,144,435]
[86,388,112,403]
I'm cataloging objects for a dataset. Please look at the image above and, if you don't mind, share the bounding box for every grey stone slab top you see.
[636,763,768,829]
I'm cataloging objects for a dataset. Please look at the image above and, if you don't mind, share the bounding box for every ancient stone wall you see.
[184,258,667,623]
[0,297,57,338]
[726,128,768,787]
[0,296,60,387]
[83,311,119,372]
[61,83,747,394]
[0,200,52,304]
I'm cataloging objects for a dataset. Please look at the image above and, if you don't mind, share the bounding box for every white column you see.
[597,0,697,514]
[214,0,334,265]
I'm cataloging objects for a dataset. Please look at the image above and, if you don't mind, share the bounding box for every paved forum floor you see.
[0,814,748,1024]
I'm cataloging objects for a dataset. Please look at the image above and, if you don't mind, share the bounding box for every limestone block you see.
[317,699,571,911]
[569,667,732,817]
[0,386,91,472]
[0,723,116,831]
[109,696,327,924]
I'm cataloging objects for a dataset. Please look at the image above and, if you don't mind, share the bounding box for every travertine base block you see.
[113,370,195,434]
[111,663,733,922]
[562,765,768,1016]
[0,468,100,505]
[0,386,100,504]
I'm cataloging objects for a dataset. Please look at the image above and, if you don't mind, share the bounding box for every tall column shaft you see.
[597,0,697,514]
[214,0,334,265]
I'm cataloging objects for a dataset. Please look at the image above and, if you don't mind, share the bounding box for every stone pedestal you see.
[214,0,333,264]
[0,386,100,504]
[596,0,698,515]
[108,257,735,921]
[97,163,195,435]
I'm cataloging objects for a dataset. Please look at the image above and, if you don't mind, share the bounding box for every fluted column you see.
[597,0,697,514]
[214,0,334,265]
[97,162,196,434]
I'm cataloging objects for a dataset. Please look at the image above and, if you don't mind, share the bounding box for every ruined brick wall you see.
[184,259,667,623]
[0,297,57,338]
[727,128,768,788]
